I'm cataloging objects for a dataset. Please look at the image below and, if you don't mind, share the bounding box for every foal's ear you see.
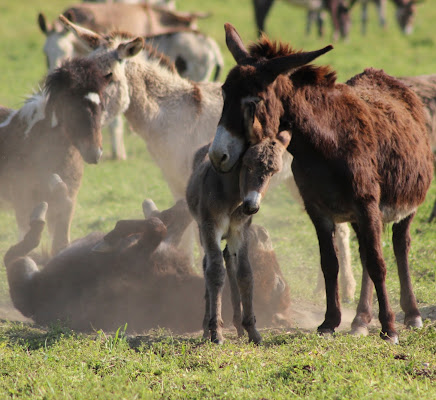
[59,15,106,50]
[116,37,145,60]
[276,130,291,149]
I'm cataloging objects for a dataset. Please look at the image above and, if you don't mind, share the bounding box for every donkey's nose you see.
[242,200,259,215]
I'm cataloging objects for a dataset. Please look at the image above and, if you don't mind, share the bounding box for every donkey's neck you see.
[122,57,223,199]
[275,76,339,155]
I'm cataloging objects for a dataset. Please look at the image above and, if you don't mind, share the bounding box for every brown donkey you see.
[208,24,433,343]
[0,58,109,255]
[186,130,291,344]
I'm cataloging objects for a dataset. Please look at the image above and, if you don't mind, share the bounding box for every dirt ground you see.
[1,297,435,336]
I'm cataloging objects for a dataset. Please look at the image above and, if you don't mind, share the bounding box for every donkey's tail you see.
[4,202,47,317]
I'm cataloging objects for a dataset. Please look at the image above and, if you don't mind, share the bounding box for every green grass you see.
[0,0,435,398]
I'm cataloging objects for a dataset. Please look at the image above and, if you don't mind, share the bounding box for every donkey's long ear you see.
[116,37,145,60]
[225,23,250,65]
[38,13,50,35]
[59,15,106,50]
[261,45,333,82]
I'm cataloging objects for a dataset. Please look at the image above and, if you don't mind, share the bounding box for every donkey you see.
[39,14,223,160]
[59,17,357,302]
[186,130,291,344]
[59,2,207,36]
[6,196,292,333]
[0,58,109,255]
[349,0,421,35]
[208,24,433,343]
[252,0,351,41]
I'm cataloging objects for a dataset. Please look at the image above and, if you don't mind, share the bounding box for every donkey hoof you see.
[248,330,262,345]
[142,199,158,218]
[48,173,64,191]
[380,331,399,344]
[317,327,335,337]
[405,315,423,329]
[210,331,224,345]
[30,202,48,223]
[351,325,369,337]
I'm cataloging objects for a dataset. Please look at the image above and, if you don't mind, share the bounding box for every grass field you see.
[0,0,435,398]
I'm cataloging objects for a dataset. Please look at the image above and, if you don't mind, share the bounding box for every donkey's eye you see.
[104,72,113,81]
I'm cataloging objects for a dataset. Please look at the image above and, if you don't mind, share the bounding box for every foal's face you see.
[239,133,290,215]
[59,92,105,164]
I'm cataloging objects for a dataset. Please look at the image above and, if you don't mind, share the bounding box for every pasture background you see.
[0,0,434,398]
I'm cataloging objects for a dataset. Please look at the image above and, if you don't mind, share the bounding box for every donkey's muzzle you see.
[242,200,259,215]
[82,146,103,164]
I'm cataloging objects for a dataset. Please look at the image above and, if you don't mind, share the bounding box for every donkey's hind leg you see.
[392,212,422,329]
[47,174,74,255]
[235,240,261,344]
[223,246,244,337]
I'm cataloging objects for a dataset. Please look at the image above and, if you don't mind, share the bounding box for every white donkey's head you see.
[38,13,91,71]
[59,15,145,126]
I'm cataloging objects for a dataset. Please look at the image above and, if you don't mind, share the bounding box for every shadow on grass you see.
[0,318,75,350]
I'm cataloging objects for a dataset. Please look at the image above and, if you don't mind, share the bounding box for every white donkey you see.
[60,16,356,302]
[39,13,223,160]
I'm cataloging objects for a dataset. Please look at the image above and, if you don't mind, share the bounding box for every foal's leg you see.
[201,226,226,344]
[223,246,244,337]
[306,207,341,334]
[234,240,261,344]
[201,255,211,339]
[357,204,397,343]
[392,213,422,329]
[351,223,374,337]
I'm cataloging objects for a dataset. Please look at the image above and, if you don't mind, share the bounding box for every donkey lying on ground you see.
[0,58,108,255]
[209,24,433,343]
[6,197,292,333]
[349,0,421,35]
[252,0,351,41]
[186,130,291,344]
[59,17,356,302]
[39,14,223,160]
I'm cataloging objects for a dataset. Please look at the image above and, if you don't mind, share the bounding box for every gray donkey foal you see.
[186,127,291,344]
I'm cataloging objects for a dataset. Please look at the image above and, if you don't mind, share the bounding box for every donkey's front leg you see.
[47,174,74,255]
[306,207,341,335]
[201,226,226,344]
[223,246,244,337]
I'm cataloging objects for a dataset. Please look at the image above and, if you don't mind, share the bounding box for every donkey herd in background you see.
[0,0,435,344]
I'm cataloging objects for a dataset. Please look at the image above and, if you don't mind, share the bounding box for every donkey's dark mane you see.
[105,31,177,74]
[249,36,337,87]
[45,58,107,101]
